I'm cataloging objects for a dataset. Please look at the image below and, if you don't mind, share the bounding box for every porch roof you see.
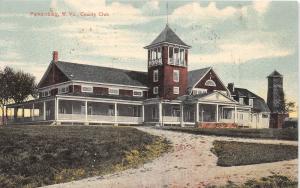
[59,92,146,101]
[178,91,240,105]
[6,96,55,108]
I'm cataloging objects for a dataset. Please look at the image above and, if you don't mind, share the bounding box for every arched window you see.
[205,79,216,87]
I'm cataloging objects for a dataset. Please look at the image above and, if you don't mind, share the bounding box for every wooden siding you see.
[39,63,69,88]
[194,69,227,92]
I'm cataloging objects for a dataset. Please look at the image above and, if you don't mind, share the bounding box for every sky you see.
[0,0,298,116]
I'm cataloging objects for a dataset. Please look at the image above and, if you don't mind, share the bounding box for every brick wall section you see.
[68,85,73,93]
[50,88,58,96]
[269,113,288,128]
[119,89,133,96]
[147,45,188,100]
[94,87,108,95]
[73,85,81,93]
[148,66,164,98]
[194,69,227,92]
[163,65,188,99]
[197,122,238,128]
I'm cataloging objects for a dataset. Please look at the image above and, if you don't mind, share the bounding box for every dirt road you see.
[45,127,298,188]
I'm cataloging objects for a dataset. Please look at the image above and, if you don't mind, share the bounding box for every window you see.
[222,108,232,119]
[109,88,119,95]
[157,47,161,59]
[42,90,50,97]
[58,86,69,94]
[153,70,159,82]
[192,88,207,95]
[173,70,179,82]
[82,86,93,93]
[133,90,143,97]
[179,49,185,65]
[174,48,179,65]
[173,87,179,94]
[249,99,253,106]
[205,79,216,87]
[239,97,244,104]
[169,47,173,59]
[153,86,158,94]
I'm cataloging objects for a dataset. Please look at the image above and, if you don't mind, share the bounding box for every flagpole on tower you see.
[166,1,168,25]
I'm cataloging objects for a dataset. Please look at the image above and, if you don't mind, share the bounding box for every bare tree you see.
[281,99,296,114]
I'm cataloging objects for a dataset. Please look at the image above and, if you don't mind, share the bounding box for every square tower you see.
[144,24,191,100]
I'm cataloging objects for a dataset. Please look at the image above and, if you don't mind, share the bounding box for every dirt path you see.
[45,127,298,188]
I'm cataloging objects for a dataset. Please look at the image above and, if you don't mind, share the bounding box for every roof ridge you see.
[188,67,211,72]
[57,61,147,73]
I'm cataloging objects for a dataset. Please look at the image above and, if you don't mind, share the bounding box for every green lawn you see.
[211,141,298,167]
[0,125,171,188]
[208,175,298,188]
[161,127,298,140]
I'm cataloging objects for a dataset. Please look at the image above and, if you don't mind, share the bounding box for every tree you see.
[0,67,15,125]
[281,99,296,114]
[10,70,37,103]
[0,66,36,125]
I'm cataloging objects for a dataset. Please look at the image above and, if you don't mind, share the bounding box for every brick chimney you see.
[228,83,234,93]
[52,51,58,62]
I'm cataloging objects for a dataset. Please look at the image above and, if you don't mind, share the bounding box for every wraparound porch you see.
[6,96,144,125]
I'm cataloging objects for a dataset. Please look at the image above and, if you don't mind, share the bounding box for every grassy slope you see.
[211,141,298,167]
[161,127,298,140]
[0,125,171,188]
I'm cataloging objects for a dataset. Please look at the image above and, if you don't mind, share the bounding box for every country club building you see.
[6,25,270,128]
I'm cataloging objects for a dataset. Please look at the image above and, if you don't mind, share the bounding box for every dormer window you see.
[205,79,216,87]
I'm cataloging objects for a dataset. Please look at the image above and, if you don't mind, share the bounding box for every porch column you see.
[196,102,199,122]
[43,101,46,120]
[22,106,24,117]
[141,105,145,123]
[159,102,163,126]
[234,106,237,123]
[180,104,184,127]
[114,103,118,126]
[84,100,88,125]
[55,98,59,124]
[32,103,35,121]
[216,104,219,123]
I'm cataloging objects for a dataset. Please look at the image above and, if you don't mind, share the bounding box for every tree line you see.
[0,66,36,125]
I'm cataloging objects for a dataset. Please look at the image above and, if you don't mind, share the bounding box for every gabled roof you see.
[54,61,148,87]
[145,24,190,48]
[268,70,283,77]
[230,87,270,113]
[188,67,211,88]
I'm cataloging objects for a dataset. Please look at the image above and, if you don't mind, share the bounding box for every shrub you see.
[211,141,298,166]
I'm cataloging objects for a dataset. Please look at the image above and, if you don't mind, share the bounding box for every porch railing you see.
[162,116,180,122]
[87,115,114,122]
[58,113,142,123]
[117,116,142,123]
[58,114,85,121]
